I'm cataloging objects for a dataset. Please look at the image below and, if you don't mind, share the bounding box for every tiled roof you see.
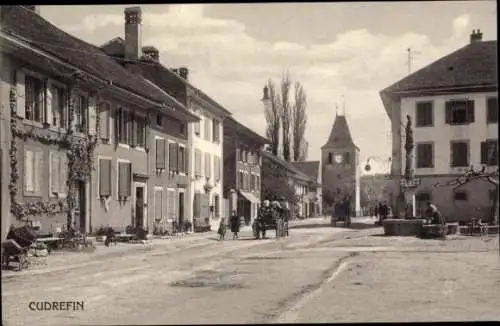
[381,40,497,95]
[290,161,320,181]
[261,151,318,184]
[322,115,358,149]
[101,38,232,116]
[0,6,187,112]
[224,116,269,145]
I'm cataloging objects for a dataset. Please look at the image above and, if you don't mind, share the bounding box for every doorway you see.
[178,191,185,226]
[135,185,145,228]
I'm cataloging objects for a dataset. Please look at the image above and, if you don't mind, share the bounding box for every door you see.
[178,192,184,226]
[135,186,145,228]
[78,181,86,233]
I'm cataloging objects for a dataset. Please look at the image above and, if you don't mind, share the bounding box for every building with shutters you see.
[223,116,269,225]
[380,30,498,222]
[290,161,323,218]
[0,6,198,237]
[100,6,232,232]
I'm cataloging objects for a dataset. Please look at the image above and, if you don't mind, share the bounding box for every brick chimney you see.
[23,6,40,14]
[124,7,142,61]
[179,67,189,80]
[470,29,483,43]
[142,46,159,62]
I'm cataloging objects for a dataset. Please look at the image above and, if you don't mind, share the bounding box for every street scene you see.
[1,2,499,325]
[3,218,499,325]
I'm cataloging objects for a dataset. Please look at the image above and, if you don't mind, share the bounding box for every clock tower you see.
[321,113,361,215]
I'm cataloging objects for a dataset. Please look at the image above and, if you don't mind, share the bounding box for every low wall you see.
[383,219,424,236]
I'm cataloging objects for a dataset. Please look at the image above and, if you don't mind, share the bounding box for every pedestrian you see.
[217,218,226,241]
[425,201,444,225]
[230,211,240,240]
[374,205,379,219]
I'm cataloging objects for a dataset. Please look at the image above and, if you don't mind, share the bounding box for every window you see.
[445,100,474,125]
[214,195,220,218]
[24,149,43,195]
[415,192,431,202]
[204,152,211,178]
[179,123,185,135]
[154,188,164,221]
[238,171,244,189]
[74,94,88,133]
[327,153,333,164]
[415,101,433,127]
[450,141,469,167]
[25,75,44,123]
[236,149,241,162]
[169,143,179,173]
[344,152,351,164]
[136,116,146,148]
[453,190,468,201]
[98,158,112,197]
[212,119,220,143]
[194,121,200,136]
[156,114,162,126]
[118,162,132,198]
[51,84,66,128]
[195,149,202,176]
[214,156,220,181]
[481,139,498,166]
[98,102,110,140]
[251,174,255,191]
[155,139,166,170]
[166,189,176,222]
[178,146,186,174]
[416,143,434,168]
[487,97,498,123]
[256,175,261,190]
[204,117,211,141]
[50,152,68,196]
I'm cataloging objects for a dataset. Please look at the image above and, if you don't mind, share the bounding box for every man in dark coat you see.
[230,210,240,240]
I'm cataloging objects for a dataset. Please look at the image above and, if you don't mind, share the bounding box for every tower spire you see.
[341,94,346,116]
[335,102,338,116]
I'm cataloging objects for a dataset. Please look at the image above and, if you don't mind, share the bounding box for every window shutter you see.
[131,115,137,147]
[168,143,175,172]
[60,154,68,193]
[154,189,163,220]
[45,80,53,125]
[24,150,34,192]
[466,100,475,123]
[487,97,498,122]
[480,141,487,164]
[34,151,43,193]
[99,103,110,140]
[177,146,183,173]
[87,96,97,135]
[50,152,58,194]
[445,101,452,124]
[156,139,166,169]
[15,70,26,118]
[118,162,127,197]
[99,159,111,197]
[114,108,120,144]
[184,147,189,174]
[195,121,200,135]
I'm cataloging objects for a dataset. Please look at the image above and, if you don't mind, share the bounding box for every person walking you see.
[230,211,240,240]
[217,218,227,241]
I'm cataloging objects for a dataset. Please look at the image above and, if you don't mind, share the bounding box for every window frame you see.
[116,159,132,200]
[154,186,164,221]
[49,80,68,130]
[450,140,470,168]
[445,99,474,125]
[23,147,43,197]
[486,96,498,124]
[49,151,68,198]
[481,139,498,166]
[97,156,113,199]
[415,101,434,127]
[416,142,434,169]
[453,190,468,201]
[178,144,187,175]
[24,71,45,125]
[98,101,112,142]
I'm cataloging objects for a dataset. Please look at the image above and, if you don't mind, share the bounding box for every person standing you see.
[230,211,240,240]
[217,218,227,241]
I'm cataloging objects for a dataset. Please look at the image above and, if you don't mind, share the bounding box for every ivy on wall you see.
[8,84,99,225]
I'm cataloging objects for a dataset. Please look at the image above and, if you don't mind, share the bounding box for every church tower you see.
[321,111,361,215]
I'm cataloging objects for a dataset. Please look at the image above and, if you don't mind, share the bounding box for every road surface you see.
[2,218,499,325]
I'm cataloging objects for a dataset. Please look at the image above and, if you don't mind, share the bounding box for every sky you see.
[40,1,497,175]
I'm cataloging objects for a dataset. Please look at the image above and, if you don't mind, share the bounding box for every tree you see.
[292,82,308,161]
[264,80,282,156]
[261,158,297,205]
[281,72,292,162]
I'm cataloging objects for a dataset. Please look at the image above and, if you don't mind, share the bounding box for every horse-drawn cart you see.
[253,205,289,239]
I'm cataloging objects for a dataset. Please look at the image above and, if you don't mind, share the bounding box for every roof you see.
[322,115,358,149]
[381,40,497,96]
[101,38,232,117]
[290,161,320,181]
[261,151,319,185]
[224,116,269,145]
[0,6,191,116]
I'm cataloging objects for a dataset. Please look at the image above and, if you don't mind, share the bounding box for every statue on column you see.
[403,115,415,218]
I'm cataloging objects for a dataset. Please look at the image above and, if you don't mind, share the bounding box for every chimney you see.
[262,85,270,101]
[470,29,483,43]
[124,7,142,60]
[179,67,189,80]
[23,6,40,14]
[142,46,159,62]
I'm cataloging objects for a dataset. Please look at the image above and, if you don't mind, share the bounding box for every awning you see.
[239,191,260,204]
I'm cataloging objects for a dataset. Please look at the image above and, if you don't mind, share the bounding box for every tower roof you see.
[321,115,358,150]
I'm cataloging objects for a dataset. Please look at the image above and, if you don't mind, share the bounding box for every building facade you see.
[223,117,268,225]
[290,161,322,218]
[380,30,498,222]
[321,114,361,215]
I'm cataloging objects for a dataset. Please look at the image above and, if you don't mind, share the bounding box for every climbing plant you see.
[8,85,99,226]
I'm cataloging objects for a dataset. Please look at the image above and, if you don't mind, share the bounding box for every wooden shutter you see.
[154,189,163,220]
[34,151,43,193]
[487,97,498,122]
[466,100,475,123]
[45,80,53,125]
[445,101,452,124]
[15,70,26,118]
[194,150,200,176]
[88,96,97,135]
[169,143,177,172]
[60,153,68,193]
[114,108,120,144]
[118,162,127,197]
[184,147,189,174]
[99,103,110,140]
[156,139,166,169]
[99,159,111,196]
[144,117,150,151]
[177,146,183,173]
[50,152,58,194]
[24,150,34,192]
[131,115,137,147]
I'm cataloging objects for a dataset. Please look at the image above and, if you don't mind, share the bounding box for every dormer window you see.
[156,114,162,126]
[327,153,333,164]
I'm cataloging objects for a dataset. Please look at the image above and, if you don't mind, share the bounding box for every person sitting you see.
[425,201,444,225]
